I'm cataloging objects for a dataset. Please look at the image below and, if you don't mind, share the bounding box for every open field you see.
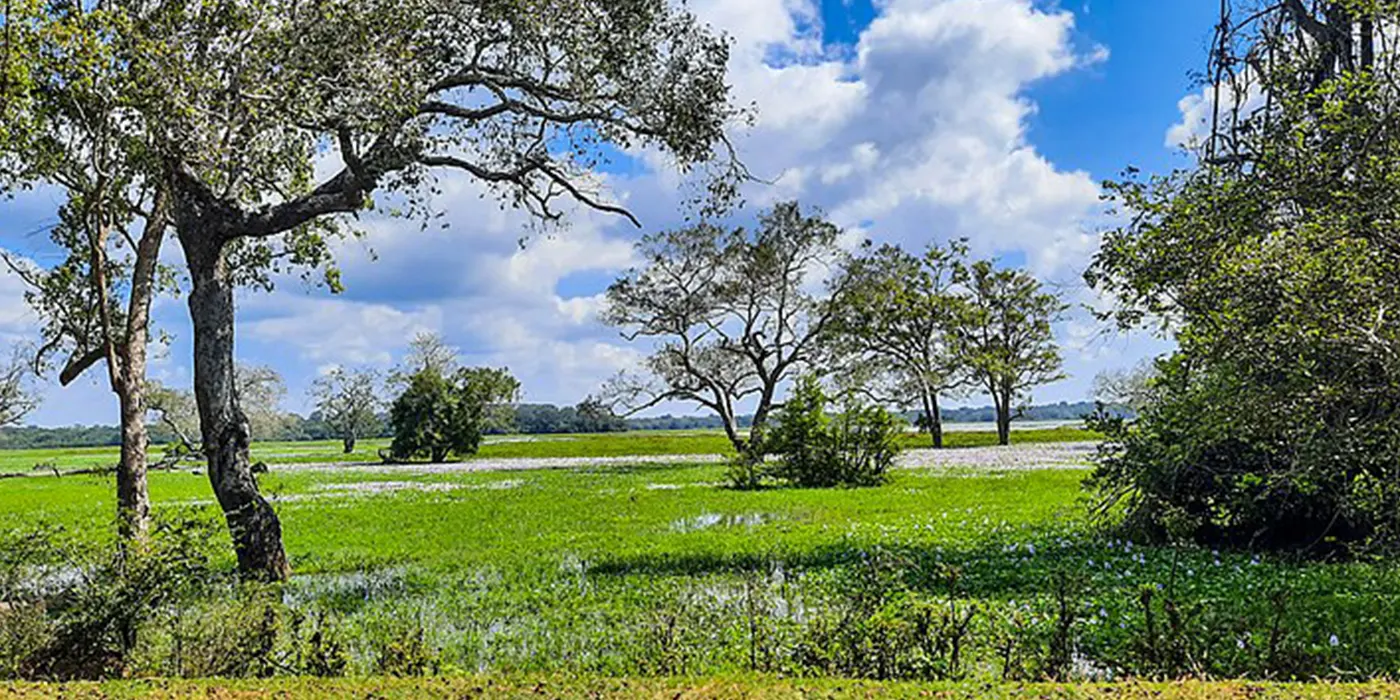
[3,678,1399,699]
[2,429,1398,686]
[0,425,1097,475]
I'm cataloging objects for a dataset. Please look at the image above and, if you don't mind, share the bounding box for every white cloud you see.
[1166,73,1267,151]
[241,296,442,368]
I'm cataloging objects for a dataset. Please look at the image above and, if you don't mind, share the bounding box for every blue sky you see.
[0,0,1217,427]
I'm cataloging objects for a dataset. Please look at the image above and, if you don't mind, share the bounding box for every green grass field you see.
[1,428,1396,690]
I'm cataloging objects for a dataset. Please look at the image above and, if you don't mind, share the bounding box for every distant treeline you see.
[0,400,1105,450]
[621,401,1108,431]
[924,401,1105,424]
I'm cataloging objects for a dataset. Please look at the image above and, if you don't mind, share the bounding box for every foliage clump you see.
[762,376,904,489]
[387,367,520,463]
[1086,2,1400,552]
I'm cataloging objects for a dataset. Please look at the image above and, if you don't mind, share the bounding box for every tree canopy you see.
[1086,0,1400,550]
[601,202,849,478]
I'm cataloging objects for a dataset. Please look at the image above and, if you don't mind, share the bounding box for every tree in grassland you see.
[147,364,289,451]
[394,333,459,385]
[600,202,849,486]
[0,5,174,546]
[958,261,1067,446]
[2,0,744,580]
[234,364,291,442]
[825,240,971,448]
[146,380,199,455]
[389,367,520,463]
[310,368,383,453]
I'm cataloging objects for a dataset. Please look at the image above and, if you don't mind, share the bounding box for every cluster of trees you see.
[0,0,745,580]
[600,201,1068,471]
[1087,0,1400,552]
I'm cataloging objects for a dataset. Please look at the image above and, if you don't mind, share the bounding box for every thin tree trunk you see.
[114,194,168,547]
[930,392,944,449]
[343,435,356,454]
[183,234,290,582]
[115,383,150,544]
[921,387,944,449]
[996,387,1012,446]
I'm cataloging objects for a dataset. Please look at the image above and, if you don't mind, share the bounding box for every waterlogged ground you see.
[1,435,1398,681]
[0,425,1096,475]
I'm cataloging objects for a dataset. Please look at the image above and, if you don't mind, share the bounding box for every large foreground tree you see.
[1086,0,1400,549]
[600,202,848,485]
[156,0,743,579]
[7,0,743,579]
[0,5,173,546]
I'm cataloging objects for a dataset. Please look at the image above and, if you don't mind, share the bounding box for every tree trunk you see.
[922,388,944,449]
[183,235,291,582]
[114,200,167,548]
[114,381,150,546]
[343,435,356,454]
[995,387,1011,446]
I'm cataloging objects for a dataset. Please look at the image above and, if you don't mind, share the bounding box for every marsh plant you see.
[760,376,904,489]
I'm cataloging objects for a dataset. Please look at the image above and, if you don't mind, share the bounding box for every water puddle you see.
[670,512,776,533]
[314,481,462,495]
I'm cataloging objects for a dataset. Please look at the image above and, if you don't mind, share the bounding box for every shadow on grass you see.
[584,527,1400,603]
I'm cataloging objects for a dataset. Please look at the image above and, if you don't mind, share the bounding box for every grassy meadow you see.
[2,427,1398,689]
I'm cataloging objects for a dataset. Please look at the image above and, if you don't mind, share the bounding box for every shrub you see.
[766,376,903,488]
[0,516,225,680]
[388,367,520,463]
[1086,354,1400,552]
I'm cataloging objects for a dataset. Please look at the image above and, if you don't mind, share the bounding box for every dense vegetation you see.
[1087,0,1400,553]
[6,0,1400,694]
[0,436,1396,685]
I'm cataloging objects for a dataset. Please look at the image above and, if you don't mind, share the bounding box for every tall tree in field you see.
[234,364,291,442]
[0,0,744,579]
[146,380,199,454]
[601,202,849,485]
[395,333,460,384]
[310,368,382,453]
[147,365,285,450]
[959,262,1067,446]
[826,241,971,448]
[0,6,173,546]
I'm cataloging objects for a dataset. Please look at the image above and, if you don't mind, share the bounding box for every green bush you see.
[765,376,903,488]
[1086,354,1400,551]
[388,367,519,463]
[0,516,225,680]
